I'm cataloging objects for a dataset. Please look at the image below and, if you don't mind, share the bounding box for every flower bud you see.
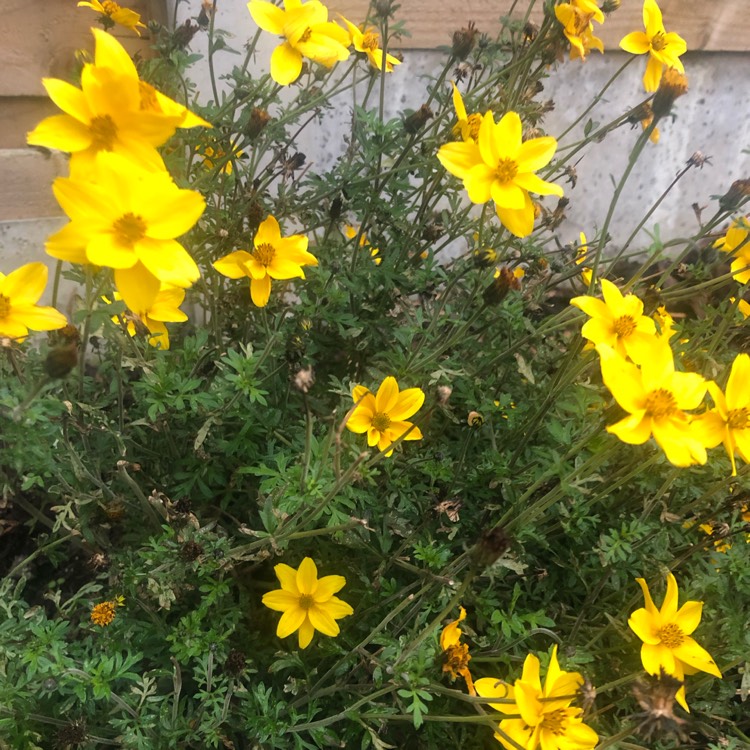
[452,22,478,60]
[404,104,433,134]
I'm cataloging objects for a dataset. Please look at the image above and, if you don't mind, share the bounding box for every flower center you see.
[253,242,276,267]
[362,31,380,50]
[613,314,637,338]
[495,157,518,183]
[727,407,750,430]
[298,594,314,610]
[442,643,471,679]
[102,0,121,15]
[656,622,685,648]
[644,388,678,418]
[113,213,147,247]
[298,27,312,43]
[651,31,666,51]
[89,114,118,150]
[139,82,159,111]
[0,294,11,319]
[541,708,568,735]
[371,412,391,431]
[467,113,482,140]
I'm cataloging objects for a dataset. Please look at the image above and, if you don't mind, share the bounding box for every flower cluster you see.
[628,573,721,711]
[28,26,208,348]
[248,0,401,85]
[572,280,750,473]
[475,646,598,750]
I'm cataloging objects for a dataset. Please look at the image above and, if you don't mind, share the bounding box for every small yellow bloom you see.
[340,16,400,72]
[248,0,350,85]
[692,354,750,476]
[0,262,68,340]
[628,573,721,711]
[731,297,750,319]
[575,231,593,286]
[476,646,598,750]
[107,286,188,350]
[597,342,708,467]
[619,0,687,92]
[90,596,124,627]
[714,217,750,284]
[555,1,604,61]
[78,0,146,35]
[439,606,475,695]
[27,29,209,174]
[347,376,425,456]
[571,278,657,362]
[47,152,205,305]
[653,305,676,339]
[262,557,353,649]
[200,141,244,175]
[450,82,481,143]
[437,111,563,238]
[344,225,380,264]
[213,215,317,307]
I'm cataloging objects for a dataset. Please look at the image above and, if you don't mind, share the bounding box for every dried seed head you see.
[246,107,271,139]
[224,649,248,676]
[473,526,510,567]
[55,719,88,748]
[180,540,204,562]
[404,104,434,134]
[436,385,453,405]
[44,342,78,379]
[600,0,621,13]
[293,367,315,393]
[452,21,479,60]
[632,672,688,741]
[686,151,711,169]
[483,266,521,305]
[719,179,750,210]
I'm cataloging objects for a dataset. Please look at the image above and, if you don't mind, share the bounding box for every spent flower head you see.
[439,606,475,695]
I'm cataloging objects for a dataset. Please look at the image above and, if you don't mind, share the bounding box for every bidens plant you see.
[2,0,747,748]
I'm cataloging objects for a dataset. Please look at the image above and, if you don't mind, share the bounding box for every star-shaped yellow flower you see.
[0,262,67,340]
[714,217,750,284]
[692,354,750,476]
[78,0,146,35]
[437,111,563,238]
[248,0,350,85]
[628,573,721,711]
[597,342,708,467]
[213,215,317,307]
[340,16,400,72]
[450,82,481,143]
[571,278,657,361]
[555,1,604,61]
[262,557,353,649]
[346,376,425,456]
[619,0,687,92]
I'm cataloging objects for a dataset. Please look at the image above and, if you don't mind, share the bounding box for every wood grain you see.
[0,150,68,221]
[329,0,750,52]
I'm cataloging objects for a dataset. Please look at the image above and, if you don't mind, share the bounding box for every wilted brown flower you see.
[632,671,688,741]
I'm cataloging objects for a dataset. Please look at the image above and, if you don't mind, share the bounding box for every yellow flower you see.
[597,342,708,467]
[340,16,400,72]
[47,151,205,305]
[692,354,750,477]
[639,105,660,143]
[213,215,317,307]
[714,217,750,284]
[450,82,481,142]
[628,573,721,711]
[439,607,475,695]
[27,29,208,174]
[575,231,593,286]
[619,0,687,92]
[200,141,244,175]
[347,376,425,456]
[570,278,657,361]
[344,225,380,264]
[554,2,604,61]
[731,297,750,319]
[78,0,146,35]
[0,262,68,340]
[107,286,188,350]
[247,0,350,85]
[476,647,598,750]
[262,557,353,649]
[653,305,676,339]
[90,596,124,627]
[437,111,563,238]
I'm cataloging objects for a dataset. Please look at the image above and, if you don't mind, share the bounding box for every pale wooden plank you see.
[0,149,68,221]
[0,0,167,97]
[329,0,750,52]
[0,98,58,149]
